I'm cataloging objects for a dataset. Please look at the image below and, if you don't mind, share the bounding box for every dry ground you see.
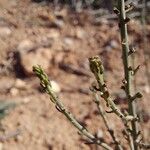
[0,0,149,150]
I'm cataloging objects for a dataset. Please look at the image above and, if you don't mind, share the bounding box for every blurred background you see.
[0,0,149,150]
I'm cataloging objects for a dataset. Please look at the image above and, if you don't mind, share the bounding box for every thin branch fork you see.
[92,90,123,150]
[88,56,135,123]
[88,56,138,146]
[117,0,140,149]
[33,66,113,150]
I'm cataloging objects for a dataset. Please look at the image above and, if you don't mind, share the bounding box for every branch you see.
[92,90,123,150]
[89,56,135,123]
[117,0,139,149]
[33,65,113,150]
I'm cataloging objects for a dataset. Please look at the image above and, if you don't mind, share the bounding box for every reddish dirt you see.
[0,0,149,150]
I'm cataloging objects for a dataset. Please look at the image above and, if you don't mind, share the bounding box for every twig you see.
[33,65,113,150]
[92,90,123,150]
[117,0,139,149]
[89,56,134,123]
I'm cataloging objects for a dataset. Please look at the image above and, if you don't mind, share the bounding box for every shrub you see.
[33,0,150,149]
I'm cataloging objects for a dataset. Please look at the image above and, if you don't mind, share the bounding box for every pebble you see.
[54,19,64,28]
[97,129,103,139]
[17,39,34,52]
[0,27,11,37]
[109,40,118,49]
[104,40,119,52]
[9,79,28,96]
[47,29,60,39]
[22,97,31,104]
[144,85,150,94]
[63,37,74,46]
[14,79,27,89]
[75,27,87,39]
[10,87,19,96]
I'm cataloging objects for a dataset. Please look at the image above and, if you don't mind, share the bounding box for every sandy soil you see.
[0,0,149,150]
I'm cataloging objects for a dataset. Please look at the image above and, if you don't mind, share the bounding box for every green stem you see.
[89,56,133,123]
[33,66,113,150]
[117,0,138,149]
[93,91,123,150]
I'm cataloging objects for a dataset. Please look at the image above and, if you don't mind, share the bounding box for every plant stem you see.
[93,91,123,150]
[89,56,133,123]
[117,0,138,149]
[33,66,113,150]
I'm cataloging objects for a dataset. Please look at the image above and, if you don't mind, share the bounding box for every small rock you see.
[75,27,87,39]
[97,129,103,139]
[109,40,118,49]
[54,19,64,28]
[0,27,11,37]
[144,85,150,94]
[17,39,35,52]
[63,37,74,46]
[104,40,119,52]
[104,46,112,52]
[22,97,31,104]
[51,80,61,93]
[78,88,89,95]
[14,79,26,89]
[100,18,109,24]
[47,29,60,39]
[62,37,75,51]
[19,48,52,76]
[10,87,19,96]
